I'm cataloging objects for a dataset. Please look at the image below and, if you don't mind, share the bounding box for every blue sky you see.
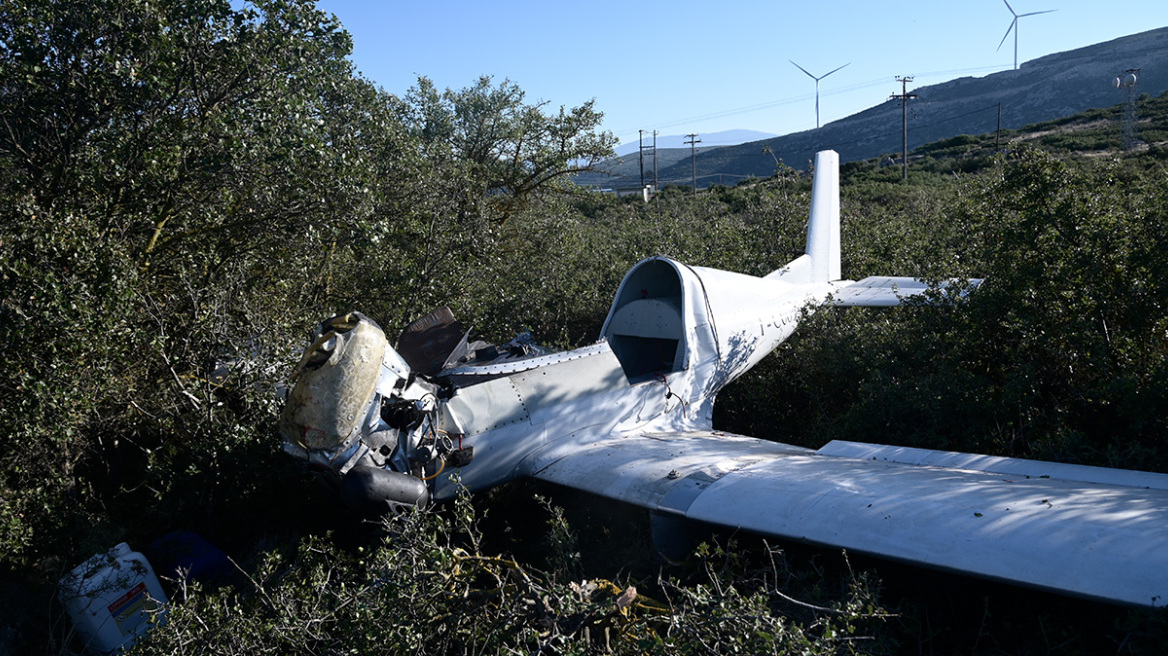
[316,0,1167,149]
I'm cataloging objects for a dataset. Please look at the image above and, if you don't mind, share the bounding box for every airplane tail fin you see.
[766,150,840,283]
[764,149,984,303]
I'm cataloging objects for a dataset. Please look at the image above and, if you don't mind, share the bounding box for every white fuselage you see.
[430,263,838,500]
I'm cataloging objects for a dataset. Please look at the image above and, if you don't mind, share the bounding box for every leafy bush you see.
[129,494,893,655]
[4,0,1168,653]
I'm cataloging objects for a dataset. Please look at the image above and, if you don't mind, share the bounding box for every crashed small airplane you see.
[279,150,1168,607]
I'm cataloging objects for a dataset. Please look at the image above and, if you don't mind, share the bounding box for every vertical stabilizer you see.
[805,150,840,282]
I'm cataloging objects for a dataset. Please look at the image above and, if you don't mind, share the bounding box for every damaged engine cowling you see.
[279,312,454,513]
[278,313,386,452]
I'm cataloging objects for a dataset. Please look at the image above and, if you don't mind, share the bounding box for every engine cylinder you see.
[340,466,431,515]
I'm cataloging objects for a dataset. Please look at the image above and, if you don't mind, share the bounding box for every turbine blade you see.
[789,60,816,80]
[997,20,1016,51]
[1019,9,1056,16]
[1002,0,1017,17]
[822,62,851,79]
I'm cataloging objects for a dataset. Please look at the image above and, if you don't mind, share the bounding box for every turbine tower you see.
[997,0,1056,70]
[790,60,850,129]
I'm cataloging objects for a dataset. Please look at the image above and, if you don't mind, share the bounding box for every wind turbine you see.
[790,60,850,129]
[997,0,1056,70]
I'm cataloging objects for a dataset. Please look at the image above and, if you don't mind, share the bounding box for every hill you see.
[585,130,778,188]
[575,145,722,187]
[581,26,1168,189]
[611,129,778,157]
[8,3,1168,653]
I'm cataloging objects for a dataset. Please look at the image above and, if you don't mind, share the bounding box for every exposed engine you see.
[278,313,451,513]
[279,310,539,513]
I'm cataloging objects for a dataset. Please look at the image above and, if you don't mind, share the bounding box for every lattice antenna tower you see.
[1114,69,1140,150]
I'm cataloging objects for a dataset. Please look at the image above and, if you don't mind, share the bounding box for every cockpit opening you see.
[602,259,687,382]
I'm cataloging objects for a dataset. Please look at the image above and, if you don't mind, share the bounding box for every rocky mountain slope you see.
[578,26,1168,189]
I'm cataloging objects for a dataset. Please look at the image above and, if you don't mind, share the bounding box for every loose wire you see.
[657,373,688,419]
[421,458,446,481]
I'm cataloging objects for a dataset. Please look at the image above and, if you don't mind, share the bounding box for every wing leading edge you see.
[525,431,1168,607]
[828,276,984,307]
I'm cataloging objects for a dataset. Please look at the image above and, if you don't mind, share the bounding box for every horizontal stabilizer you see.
[828,276,983,307]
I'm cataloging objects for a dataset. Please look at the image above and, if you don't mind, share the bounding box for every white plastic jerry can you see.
[59,542,168,653]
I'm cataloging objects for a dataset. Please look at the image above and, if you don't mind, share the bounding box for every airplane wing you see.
[524,430,1168,607]
[829,276,983,307]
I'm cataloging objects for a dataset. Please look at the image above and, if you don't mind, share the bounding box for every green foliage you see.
[721,146,1168,474]
[958,147,1168,466]
[1,0,365,565]
[4,0,1168,653]
[129,497,891,655]
[402,75,617,210]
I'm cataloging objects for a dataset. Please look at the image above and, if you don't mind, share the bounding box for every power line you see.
[610,65,1012,142]
[915,101,1003,127]
[773,102,1001,160]
[613,79,885,137]
[633,101,1006,179]
[649,101,1006,187]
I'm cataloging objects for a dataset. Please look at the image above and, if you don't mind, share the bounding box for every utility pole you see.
[638,130,658,194]
[685,133,700,194]
[653,130,658,192]
[890,76,916,180]
[638,130,645,189]
[996,102,1002,152]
